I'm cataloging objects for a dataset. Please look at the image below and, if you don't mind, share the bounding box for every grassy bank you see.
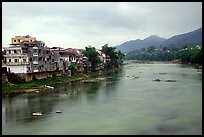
[2,67,123,96]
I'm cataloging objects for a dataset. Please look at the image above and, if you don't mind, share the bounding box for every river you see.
[2,61,202,135]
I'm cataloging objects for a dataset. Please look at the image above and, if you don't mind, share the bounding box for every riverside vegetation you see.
[125,44,202,66]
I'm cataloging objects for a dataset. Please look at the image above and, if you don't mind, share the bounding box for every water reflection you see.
[3,70,123,126]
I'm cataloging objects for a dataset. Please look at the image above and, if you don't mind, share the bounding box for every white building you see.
[3,46,29,73]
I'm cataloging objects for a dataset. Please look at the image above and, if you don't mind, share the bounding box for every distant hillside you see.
[115,35,166,53]
[116,27,202,53]
[162,27,202,48]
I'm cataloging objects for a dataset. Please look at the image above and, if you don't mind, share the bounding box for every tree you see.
[147,46,155,53]
[68,63,76,75]
[117,50,125,64]
[83,46,101,71]
[102,44,125,68]
[190,47,202,64]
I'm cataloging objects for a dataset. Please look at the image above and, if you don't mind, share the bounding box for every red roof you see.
[98,51,104,56]
[106,55,110,59]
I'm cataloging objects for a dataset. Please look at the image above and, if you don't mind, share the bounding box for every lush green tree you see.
[190,47,202,64]
[117,50,125,64]
[83,46,101,71]
[102,44,125,68]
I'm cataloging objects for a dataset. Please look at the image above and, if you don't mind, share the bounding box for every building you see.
[20,40,47,73]
[10,35,36,47]
[2,35,65,81]
[3,43,30,73]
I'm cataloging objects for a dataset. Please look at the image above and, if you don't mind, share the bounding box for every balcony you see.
[33,61,38,64]
[33,70,39,72]
[6,62,29,65]
[33,47,38,49]
[33,53,38,56]
[4,53,28,57]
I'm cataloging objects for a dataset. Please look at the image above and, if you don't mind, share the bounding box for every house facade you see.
[2,35,65,81]
[2,35,109,81]
[3,41,30,73]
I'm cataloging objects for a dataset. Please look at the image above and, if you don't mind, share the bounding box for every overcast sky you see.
[2,2,202,49]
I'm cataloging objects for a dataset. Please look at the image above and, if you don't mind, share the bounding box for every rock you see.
[45,85,54,89]
[164,80,176,82]
[153,78,161,82]
[132,75,140,79]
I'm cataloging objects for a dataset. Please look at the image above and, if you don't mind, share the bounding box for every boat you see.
[32,112,43,116]
[56,110,62,113]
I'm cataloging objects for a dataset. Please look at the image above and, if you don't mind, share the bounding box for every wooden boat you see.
[32,112,43,116]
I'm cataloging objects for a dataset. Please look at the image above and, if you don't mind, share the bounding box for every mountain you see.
[162,27,202,47]
[116,27,202,53]
[116,35,166,53]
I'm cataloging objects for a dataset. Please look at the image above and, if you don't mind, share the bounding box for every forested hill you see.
[115,27,202,54]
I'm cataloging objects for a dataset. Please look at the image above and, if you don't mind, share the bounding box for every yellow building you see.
[10,35,36,46]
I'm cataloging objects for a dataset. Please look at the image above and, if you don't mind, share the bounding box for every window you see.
[30,58,32,62]
[14,59,18,62]
[39,49,41,53]
[8,50,11,54]
[39,57,42,61]
[14,40,16,42]
[9,59,11,62]
[23,59,26,62]
[18,39,20,42]
[14,50,17,54]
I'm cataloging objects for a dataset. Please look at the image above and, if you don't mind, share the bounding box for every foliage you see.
[101,44,125,68]
[125,45,202,64]
[68,63,76,74]
[83,46,101,71]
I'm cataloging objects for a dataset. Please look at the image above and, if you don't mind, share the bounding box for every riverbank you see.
[2,66,123,97]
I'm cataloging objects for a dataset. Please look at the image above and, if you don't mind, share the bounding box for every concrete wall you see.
[16,70,67,82]
[7,65,28,73]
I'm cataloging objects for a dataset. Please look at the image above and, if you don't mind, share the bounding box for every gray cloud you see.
[2,2,202,49]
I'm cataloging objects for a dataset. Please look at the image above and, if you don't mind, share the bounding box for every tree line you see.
[125,45,202,65]
[83,44,125,71]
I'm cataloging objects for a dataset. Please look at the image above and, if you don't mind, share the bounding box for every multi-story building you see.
[3,35,68,81]
[10,35,36,47]
[3,35,47,74]
[20,40,47,73]
[3,44,30,73]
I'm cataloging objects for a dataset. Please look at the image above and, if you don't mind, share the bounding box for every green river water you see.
[2,61,202,135]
